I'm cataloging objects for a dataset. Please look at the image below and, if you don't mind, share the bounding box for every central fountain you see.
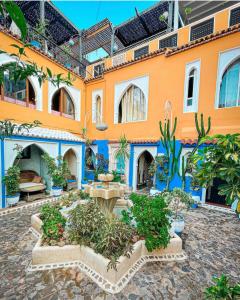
[84,173,125,214]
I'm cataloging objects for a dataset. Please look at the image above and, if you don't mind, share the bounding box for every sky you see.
[53,1,158,30]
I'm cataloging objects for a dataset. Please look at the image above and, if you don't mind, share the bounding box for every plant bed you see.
[30,194,187,293]
[30,232,185,293]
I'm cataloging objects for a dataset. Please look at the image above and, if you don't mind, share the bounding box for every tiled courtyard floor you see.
[0,205,239,300]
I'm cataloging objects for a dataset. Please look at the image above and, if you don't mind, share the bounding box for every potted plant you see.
[42,153,70,196]
[3,165,20,206]
[162,188,193,235]
[30,20,48,49]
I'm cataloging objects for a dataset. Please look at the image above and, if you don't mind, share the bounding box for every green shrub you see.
[78,190,90,200]
[123,193,171,252]
[42,153,70,188]
[205,274,240,300]
[68,201,106,246]
[68,201,135,270]
[95,217,134,270]
[3,165,20,196]
[40,204,66,243]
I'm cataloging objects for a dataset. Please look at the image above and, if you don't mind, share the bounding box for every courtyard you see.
[0,203,239,299]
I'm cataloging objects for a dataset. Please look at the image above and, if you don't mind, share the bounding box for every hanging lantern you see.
[96,122,108,131]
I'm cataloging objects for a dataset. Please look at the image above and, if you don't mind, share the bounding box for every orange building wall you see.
[85,31,240,141]
[0,32,85,137]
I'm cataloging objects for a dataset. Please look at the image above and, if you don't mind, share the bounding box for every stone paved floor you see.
[0,206,239,300]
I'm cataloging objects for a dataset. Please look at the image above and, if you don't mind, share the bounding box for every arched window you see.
[0,71,36,108]
[186,69,196,107]
[96,95,102,124]
[118,85,146,123]
[51,88,75,119]
[219,59,240,108]
[184,60,200,113]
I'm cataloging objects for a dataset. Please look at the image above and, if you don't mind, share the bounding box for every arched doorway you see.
[137,151,154,190]
[63,149,78,190]
[13,144,49,200]
[85,147,96,170]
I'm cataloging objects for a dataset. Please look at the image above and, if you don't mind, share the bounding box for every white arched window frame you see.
[51,88,76,119]
[180,148,194,177]
[0,53,43,111]
[48,82,81,121]
[183,60,201,113]
[118,85,146,123]
[92,89,103,123]
[215,47,240,108]
[114,75,149,124]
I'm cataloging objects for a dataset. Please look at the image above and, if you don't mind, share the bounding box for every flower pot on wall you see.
[51,186,62,197]
[6,193,20,206]
[30,40,41,49]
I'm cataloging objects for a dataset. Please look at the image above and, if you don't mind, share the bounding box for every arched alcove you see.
[137,150,154,190]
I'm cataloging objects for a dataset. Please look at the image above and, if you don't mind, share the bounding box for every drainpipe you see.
[110,24,115,57]
[40,0,48,54]
[173,0,179,31]
[168,1,173,32]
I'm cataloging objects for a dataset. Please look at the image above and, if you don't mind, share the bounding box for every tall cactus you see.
[159,117,182,191]
[180,113,212,190]
[195,113,211,141]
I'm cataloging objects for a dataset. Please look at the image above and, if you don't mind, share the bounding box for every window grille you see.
[230,7,240,26]
[190,18,214,41]
[94,63,104,77]
[134,46,149,59]
[159,34,177,49]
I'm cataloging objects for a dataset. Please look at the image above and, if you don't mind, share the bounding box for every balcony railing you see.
[0,18,87,78]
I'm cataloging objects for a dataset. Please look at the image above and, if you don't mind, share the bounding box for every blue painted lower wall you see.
[83,139,204,201]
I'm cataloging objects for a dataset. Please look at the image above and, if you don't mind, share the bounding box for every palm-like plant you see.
[115,135,129,176]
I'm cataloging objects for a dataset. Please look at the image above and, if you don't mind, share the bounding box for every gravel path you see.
[0,206,239,300]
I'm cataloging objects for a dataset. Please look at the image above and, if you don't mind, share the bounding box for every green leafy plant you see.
[0,119,41,141]
[68,201,106,246]
[78,190,90,200]
[180,113,211,190]
[0,1,27,41]
[111,170,122,182]
[3,165,20,196]
[205,275,240,300]
[94,217,134,271]
[123,193,171,252]
[192,134,240,205]
[40,204,66,243]
[42,153,70,188]
[115,135,129,175]
[68,201,135,270]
